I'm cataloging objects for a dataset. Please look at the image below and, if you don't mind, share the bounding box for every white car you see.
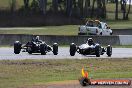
[78,20,113,35]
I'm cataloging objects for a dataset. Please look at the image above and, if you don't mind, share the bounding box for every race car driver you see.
[87,38,106,52]
[34,36,52,51]
[34,36,43,43]
[87,38,95,46]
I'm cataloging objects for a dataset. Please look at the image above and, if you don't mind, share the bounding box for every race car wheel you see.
[27,47,32,54]
[106,45,112,57]
[95,45,101,57]
[53,43,58,55]
[79,77,90,86]
[110,32,113,35]
[100,32,102,35]
[14,41,21,54]
[40,43,46,55]
[70,43,76,56]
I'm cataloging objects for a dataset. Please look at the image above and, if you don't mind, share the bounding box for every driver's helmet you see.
[35,36,39,41]
[87,38,94,45]
[86,20,93,26]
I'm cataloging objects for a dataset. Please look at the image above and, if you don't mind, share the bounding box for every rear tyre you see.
[27,47,32,54]
[70,43,76,56]
[95,45,101,57]
[40,43,46,55]
[53,43,58,55]
[106,45,112,57]
[14,41,21,54]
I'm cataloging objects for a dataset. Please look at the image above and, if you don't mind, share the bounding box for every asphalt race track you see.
[0,47,132,60]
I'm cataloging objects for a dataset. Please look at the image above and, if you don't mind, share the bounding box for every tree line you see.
[9,0,132,20]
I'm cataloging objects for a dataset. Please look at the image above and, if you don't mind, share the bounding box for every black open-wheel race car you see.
[14,37,58,55]
[70,38,112,57]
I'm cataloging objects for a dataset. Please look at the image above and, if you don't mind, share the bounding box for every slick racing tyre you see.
[53,43,58,55]
[40,43,46,55]
[14,41,21,54]
[110,32,113,35]
[70,43,76,56]
[106,45,112,57]
[27,47,32,54]
[95,45,101,57]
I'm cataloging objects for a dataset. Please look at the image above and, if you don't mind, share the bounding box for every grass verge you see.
[0,21,132,35]
[0,58,132,88]
[0,25,78,35]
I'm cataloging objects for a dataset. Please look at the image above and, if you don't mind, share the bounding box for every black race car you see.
[70,43,112,57]
[14,40,58,55]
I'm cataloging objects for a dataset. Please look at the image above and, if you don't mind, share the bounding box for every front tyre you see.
[53,43,58,55]
[106,45,112,57]
[14,41,21,54]
[100,32,102,35]
[95,45,101,57]
[40,43,46,55]
[110,32,113,35]
[70,43,76,56]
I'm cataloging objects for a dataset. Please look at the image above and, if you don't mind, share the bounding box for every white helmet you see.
[87,38,94,45]
[36,36,39,40]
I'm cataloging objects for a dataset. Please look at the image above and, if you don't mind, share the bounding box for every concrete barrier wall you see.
[0,34,32,46]
[41,35,120,45]
[119,35,132,45]
[0,34,120,46]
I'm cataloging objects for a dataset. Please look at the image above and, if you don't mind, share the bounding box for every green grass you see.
[107,12,132,21]
[106,3,132,13]
[0,0,23,9]
[0,58,132,88]
[107,20,132,29]
[0,20,132,35]
[0,25,79,35]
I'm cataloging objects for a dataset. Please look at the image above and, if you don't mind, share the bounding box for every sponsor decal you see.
[91,79,131,85]
[80,68,131,86]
